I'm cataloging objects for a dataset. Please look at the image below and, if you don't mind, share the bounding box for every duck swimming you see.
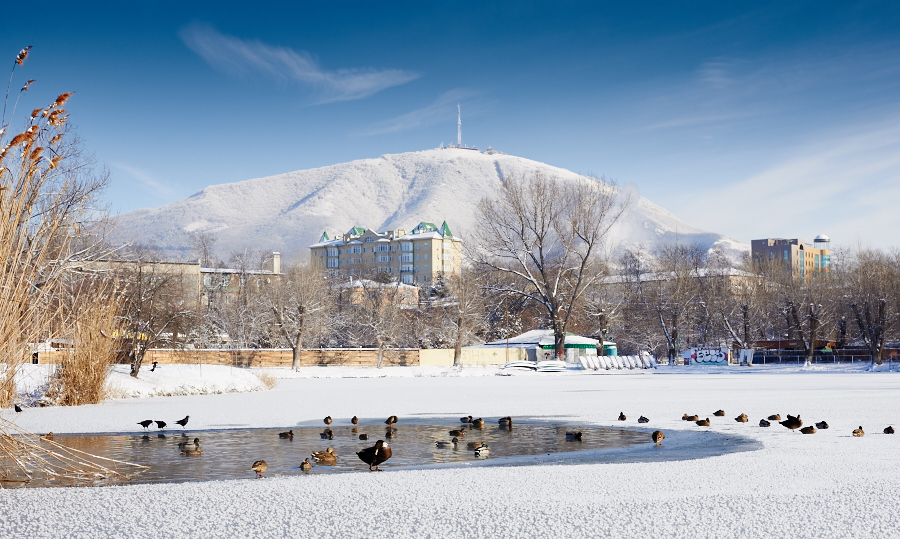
[178,437,201,450]
[565,431,583,441]
[460,415,473,424]
[474,443,490,457]
[278,430,294,439]
[436,437,459,448]
[471,418,485,429]
[449,428,466,437]
[300,458,312,471]
[311,447,338,465]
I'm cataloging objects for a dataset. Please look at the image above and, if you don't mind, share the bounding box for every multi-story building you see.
[309,221,462,284]
[751,235,831,280]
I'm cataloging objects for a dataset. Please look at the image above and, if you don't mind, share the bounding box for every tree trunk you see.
[291,330,303,370]
[553,319,566,360]
[805,304,820,366]
[453,316,463,366]
[130,344,147,378]
[376,339,384,369]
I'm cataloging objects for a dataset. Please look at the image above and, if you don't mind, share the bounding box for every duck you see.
[681,414,690,421]
[759,419,771,427]
[800,426,817,434]
[815,421,829,430]
[359,433,369,440]
[852,426,865,437]
[651,430,665,445]
[449,428,466,437]
[181,444,203,456]
[735,413,748,423]
[768,414,782,421]
[323,416,332,425]
[685,415,700,422]
[357,440,392,471]
[471,418,485,429]
[311,447,338,465]
[885,426,895,434]
[300,458,312,471]
[351,416,359,425]
[713,410,725,417]
[251,460,267,478]
[385,415,398,426]
[39,432,54,440]
[278,430,294,439]
[178,437,201,450]
[436,437,459,448]
[780,414,802,431]
[460,415,473,424]
[320,429,334,440]
[498,416,512,425]
[466,440,485,450]
[565,431,583,441]
[618,412,627,421]
[638,416,649,424]
[695,418,710,426]
[474,443,490,457]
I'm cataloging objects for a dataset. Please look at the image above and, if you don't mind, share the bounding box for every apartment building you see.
[309,221,462,284]
[751,235,831,280]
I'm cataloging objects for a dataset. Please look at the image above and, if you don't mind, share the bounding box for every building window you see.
[349,246,362,254]
[401,264,413,273]
[327,247,339,257]
[443,241,452,249]
[378,255,391,263]
[327,258,340,268]
[416,244,420,250]
[365,237,374,242]
[424,265,428,271]
[401,253,413,263]
[400,243,413,252]
[443,253,452,261]
[443,264,452,272]
[221,275,230,286]
[203,275,211,286]
[401,274,413,284]
[424,254,428,260]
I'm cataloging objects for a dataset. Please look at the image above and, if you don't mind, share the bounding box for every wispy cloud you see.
[112,162,179,198]
[180,23,419,104]
[359,89,480,136]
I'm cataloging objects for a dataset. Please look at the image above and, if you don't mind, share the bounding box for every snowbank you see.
[1,366,898,538]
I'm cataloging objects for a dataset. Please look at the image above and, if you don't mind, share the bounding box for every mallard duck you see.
[324,416,332,425]
[685,415,700,422]
[735,413,748,423]
[618,412,627,421]
[385,415,398,426]
[681,414,689,421]
[498,416,512,425]
[852,426,864,437]
[759,419,771,427]
[279,430,294,439]
[696,418,710,426]
[300,458,312,471]
[780,414,802,431]
[436,437,459,448]
[359,433,369,440]
[460,415,473,424]
[768,414,781,421]
[651,430,665,445]
[713,410,725,417]
[565,431,583,441]
[251,460,267,477]
[800,426,816,434]
[320,429,334,440]
[885,426,895,434]
[638,416,649,424]
[466,440,485,450]
[357,440,392,471]
[474,443,490,457]
[39,432,54,440]
[472,418,485,429]
[351,416,359,425]
[178,437,201,450]
[182,445,202,456]
[816,421,829,430]
[449,428,466,437]
[311,447,338,465]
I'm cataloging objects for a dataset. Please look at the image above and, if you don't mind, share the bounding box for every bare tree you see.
[471,172,627,360]
[341,277,411,368]
[264,261,332,369]
[439,269,487,366]
[188,230,218,267]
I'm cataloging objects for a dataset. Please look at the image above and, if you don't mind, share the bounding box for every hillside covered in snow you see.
[114,148,748,262]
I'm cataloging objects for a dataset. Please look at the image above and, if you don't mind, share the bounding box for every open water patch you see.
[4,417,760,487]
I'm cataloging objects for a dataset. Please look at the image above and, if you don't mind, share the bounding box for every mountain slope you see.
[115,148,748,261]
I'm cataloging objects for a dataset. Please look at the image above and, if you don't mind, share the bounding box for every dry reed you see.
[257,371,277,390]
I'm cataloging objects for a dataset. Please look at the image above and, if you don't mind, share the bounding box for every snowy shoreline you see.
[1,366,898,538]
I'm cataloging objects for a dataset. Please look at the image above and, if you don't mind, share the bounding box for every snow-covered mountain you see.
[114,148,748,262]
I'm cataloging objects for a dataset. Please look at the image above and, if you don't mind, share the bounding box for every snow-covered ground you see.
[1,365,898,538]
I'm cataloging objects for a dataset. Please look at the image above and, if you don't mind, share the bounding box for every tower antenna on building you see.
[457,103,461,148]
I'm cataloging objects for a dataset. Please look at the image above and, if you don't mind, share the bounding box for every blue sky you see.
[3,1,900,249]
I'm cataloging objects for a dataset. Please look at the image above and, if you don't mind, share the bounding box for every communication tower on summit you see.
[457,103,462,147]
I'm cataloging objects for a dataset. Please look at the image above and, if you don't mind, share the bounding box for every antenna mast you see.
[457,103,461,148]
